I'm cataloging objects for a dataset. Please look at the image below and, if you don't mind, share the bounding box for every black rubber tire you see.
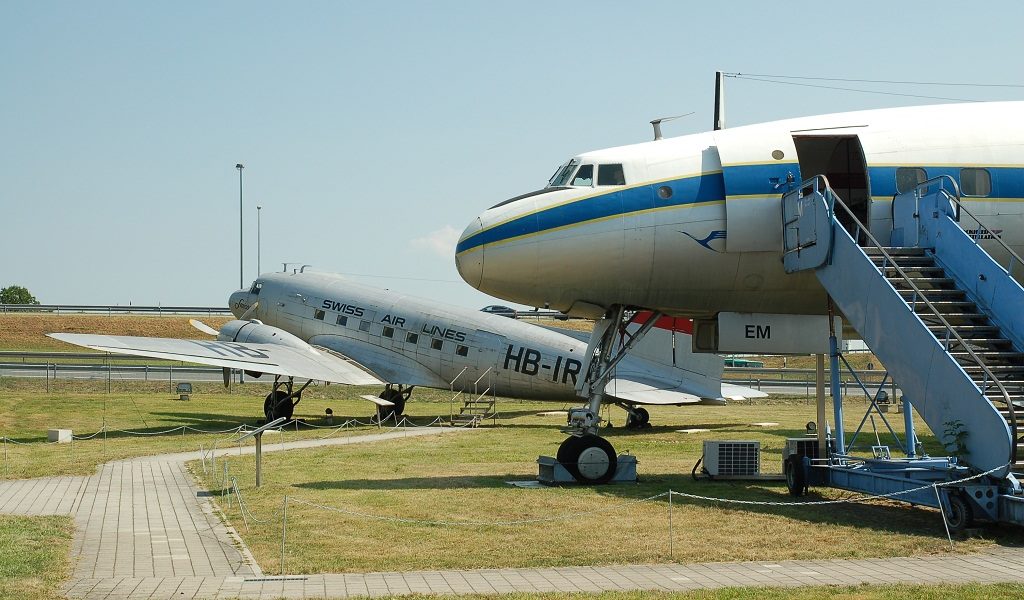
[244,370,263,378]
[633,407,650,427]
[784,456,806,497]
[556,436,583,468]
[944,494,974,532]
[376,389,407,420]
[625,407,650,430]
[264,390,294,422]
[560,434,617,484]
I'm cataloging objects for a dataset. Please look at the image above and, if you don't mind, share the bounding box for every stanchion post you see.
[255,432,263,488]
[668,490,674,560]
[281,495,288,576]
[933,485,954,550]
[3,436,8,477]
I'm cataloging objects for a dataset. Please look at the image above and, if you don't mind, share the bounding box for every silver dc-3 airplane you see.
[455,100,1024,483]
[50,270,762,482]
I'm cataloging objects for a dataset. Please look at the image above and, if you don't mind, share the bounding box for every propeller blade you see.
[240,301,260,321]
[223,367,231,388]
[189,319,220,336]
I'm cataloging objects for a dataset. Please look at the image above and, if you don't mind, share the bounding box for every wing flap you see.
[603,377,703,406]
[47,333,382,386]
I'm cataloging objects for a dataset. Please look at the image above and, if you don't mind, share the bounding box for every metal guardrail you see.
[0,304,233,315]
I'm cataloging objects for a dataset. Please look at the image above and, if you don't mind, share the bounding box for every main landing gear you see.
[264,375,312,422]
[623,406,650,430]
[376,384,413,421]
[558,305,663,484]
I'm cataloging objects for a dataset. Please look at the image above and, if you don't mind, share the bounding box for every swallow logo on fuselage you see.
[681,230,726,252]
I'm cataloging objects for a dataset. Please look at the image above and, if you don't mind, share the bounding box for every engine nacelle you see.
[216,320,313,352]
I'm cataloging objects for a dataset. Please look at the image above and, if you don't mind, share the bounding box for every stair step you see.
[952,351,1024,361]
[887,277,956,286]
[864,247,927,256]
[898,289,967,299]
[920,313,989,322]
[962,362,1024,370]
[911,300,977,308]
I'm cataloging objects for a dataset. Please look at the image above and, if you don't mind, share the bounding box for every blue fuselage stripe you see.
[457,164,1024,253]
[456,172,726,254]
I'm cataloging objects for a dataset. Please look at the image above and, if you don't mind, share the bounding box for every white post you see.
[668,490,674,559]
[280,495,288,576]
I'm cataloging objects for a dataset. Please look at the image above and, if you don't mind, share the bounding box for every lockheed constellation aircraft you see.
[455,100,1024,483]
[51,270,761,483]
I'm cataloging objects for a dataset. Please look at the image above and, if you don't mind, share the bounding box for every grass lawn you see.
[0,379,455,478]
[194,397,1024,575]
[446,584,1024,599]
[0,515,74,600]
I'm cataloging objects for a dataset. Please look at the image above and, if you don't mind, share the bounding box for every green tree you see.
[0,285,40,305]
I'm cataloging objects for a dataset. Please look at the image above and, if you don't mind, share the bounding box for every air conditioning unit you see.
[702,440,760,477]
[784,437,821,460]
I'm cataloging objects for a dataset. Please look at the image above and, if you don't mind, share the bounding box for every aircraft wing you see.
[47,333,382,386]
[721,383,769,400]
[308,334,450,389]
[603,377,704,406]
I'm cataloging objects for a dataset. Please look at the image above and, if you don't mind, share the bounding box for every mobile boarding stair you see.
[782,174,1024,529]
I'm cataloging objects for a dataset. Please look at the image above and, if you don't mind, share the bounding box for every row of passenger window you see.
[895,167,992,196]
[311,308,469,356]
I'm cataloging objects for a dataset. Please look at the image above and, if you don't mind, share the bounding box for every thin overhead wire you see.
[724,73,1024,88]
[724,74,977,103]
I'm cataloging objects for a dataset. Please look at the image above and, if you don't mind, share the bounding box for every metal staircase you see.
[448,367,497,427]
[783,175,1024,480]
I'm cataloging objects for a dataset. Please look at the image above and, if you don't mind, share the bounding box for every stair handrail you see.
[473,366,493,388]
[449,365,469,389]
[914,175,1024,278]
[794,176,1017,468]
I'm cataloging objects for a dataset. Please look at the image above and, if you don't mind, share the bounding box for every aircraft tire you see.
[264,390,294,422]
[377,389,407,421]
[626,407,650,429]
[784,456,806,497]
[560,435,617,484]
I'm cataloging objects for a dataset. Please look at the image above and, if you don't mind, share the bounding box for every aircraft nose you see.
[455,217,484,288]
[228,290,249,318]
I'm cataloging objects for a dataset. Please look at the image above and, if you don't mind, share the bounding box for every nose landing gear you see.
[556,434,617,484]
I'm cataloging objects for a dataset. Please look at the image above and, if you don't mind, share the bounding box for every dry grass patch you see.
[0,313,233,351]
[453,583,1024,599]
[198,400,1024,575]
[0,380,453,478]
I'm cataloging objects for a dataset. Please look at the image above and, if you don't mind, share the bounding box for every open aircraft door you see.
[714,128,801,252]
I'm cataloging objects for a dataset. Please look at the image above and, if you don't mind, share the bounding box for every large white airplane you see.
[454,100,1024,483]
[50,270,762,483]
[455,101,1024,318]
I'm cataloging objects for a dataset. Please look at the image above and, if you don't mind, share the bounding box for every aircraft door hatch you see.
[792,136,871,239]
[714,128,801,252]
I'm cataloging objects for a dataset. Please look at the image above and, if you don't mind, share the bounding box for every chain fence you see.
[214,458,1011,575]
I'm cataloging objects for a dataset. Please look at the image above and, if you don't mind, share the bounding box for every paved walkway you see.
[2,426,1023,598]
[60,546,1024,598]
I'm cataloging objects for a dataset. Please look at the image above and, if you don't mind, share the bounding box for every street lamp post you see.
[256,205,262,275]
[236,163,244,289]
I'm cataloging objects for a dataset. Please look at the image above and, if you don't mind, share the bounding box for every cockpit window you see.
[597,164,626,186]
[249,281,262,295]
[548,159,580,187]
[571,164,594,186]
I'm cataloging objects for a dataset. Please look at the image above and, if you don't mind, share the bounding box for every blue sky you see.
[2,1,1022,308]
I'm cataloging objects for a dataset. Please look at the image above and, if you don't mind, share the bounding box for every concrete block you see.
[48,429,72,443]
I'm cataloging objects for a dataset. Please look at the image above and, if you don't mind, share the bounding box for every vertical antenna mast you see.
[714,71,725,131]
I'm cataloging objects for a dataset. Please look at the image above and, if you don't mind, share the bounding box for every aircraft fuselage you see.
[456,102,1024,318]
